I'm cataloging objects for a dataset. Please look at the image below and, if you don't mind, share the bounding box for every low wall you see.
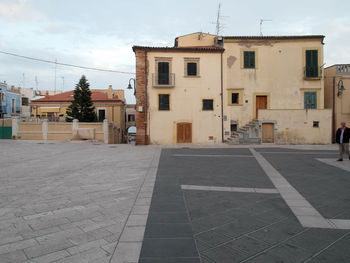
[259,109,332,144]
[15,119,120,144]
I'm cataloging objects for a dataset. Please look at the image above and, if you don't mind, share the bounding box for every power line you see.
[0,50,135,75]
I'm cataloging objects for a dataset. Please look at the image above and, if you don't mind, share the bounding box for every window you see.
[158,94,170,111]
[187,62,197,76]
[158,62,169,85]
[304,92,317,109]
[231,93,239,104]
[313,121,319,128]
[128,114,135,122]
[11,98,15,114]
[244,51,255,68]
[202,99,213,111]
[305,50,318,77]
[98,109,106,121]
[22,97,29,106]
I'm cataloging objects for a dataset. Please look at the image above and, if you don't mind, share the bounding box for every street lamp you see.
[337,79,345,96]
[127,78,136,95]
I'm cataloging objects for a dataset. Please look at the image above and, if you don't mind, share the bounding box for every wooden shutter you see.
[304,92,317,109]
[158,62,169,84]
[244,51,255,68]
[187,62,197,76]
[306,50,318,77]
[159,94,170,110]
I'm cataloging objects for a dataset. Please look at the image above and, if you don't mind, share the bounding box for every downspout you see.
[144,50,149,145]
[332,76,336,143]
[220,51,224,143]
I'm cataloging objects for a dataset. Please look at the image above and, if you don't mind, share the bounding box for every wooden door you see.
[262,123,274,143]
[256,96,267,118]
[177,123,192,143]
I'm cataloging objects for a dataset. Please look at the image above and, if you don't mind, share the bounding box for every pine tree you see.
[66,75,97,122]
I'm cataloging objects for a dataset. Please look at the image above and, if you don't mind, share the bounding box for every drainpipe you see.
[220,51,224,143]
[144,50,149,145]
[332,76,336,143]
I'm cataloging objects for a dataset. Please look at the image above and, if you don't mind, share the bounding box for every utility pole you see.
[54,59,57,92]
[61,76,64,91]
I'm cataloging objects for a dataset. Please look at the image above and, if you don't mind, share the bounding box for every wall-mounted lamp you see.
[337,79,345,96]
[127,78,136,95]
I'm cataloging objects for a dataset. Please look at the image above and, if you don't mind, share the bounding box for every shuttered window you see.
[202,99,214,111]
[158,62,170,85]
[304,92,317,109]
[158,94,170,111]
[305,50,318,77]
[244,51,255,68]
[231,93,239,104]
[187,62,197,76]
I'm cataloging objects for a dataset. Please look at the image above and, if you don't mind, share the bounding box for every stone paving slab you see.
[0,140,160,263]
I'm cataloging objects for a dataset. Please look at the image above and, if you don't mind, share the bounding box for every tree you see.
[66,75,97,122]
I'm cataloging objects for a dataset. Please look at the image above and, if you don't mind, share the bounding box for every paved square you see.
[1,141,350,262]
[140,147,350,263]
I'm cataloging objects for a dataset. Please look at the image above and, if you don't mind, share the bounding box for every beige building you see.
[324,64,350,141]
[30,85,125,138]
[133,32,331,145]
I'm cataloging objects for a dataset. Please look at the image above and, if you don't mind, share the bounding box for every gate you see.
[0,119,12,139]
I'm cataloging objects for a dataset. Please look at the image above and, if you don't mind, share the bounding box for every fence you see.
[0,118,12,139]
[12,119,120,144]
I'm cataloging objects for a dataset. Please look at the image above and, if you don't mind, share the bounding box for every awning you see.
[40,107,60,113]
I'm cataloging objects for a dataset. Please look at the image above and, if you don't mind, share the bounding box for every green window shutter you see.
[244,51,255,68]
[305,50,318,77]
[158,94,170,111]
[304,92,317,109]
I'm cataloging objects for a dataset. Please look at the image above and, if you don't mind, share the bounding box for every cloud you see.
[0,0,45,22]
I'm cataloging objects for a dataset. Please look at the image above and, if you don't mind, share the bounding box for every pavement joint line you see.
[181,185,279,194]
[258,151,338,154]
[108,148,161,263]
[173,154,254,158]
[250,148,350,230]
[240,228,310,263]
[302,231,350,263]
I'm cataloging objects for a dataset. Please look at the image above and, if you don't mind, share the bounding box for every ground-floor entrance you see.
[177,122,192,143]
[262,122,274,143]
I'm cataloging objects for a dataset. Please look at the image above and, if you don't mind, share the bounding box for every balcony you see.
[304,66,322,80]
[336,64,350,75]
[152,73,175,88]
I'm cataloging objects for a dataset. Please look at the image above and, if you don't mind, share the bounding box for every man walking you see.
[336,122,350,161]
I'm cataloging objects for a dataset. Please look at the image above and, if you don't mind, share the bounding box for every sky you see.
[0,0,349,104]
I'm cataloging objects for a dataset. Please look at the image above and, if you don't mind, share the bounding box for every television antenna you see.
[213,3,229,36]
[260,19,272,36]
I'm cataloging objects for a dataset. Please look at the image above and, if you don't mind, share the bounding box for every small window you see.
[98,109,106,121]
[128,114,135,122]
[187,62,197,76]
[231,93,239,104]
[202,99,214,111]
[304,92,317,109]
[313,121,319,128]
[158,94,170,111]
[244,51,255,68]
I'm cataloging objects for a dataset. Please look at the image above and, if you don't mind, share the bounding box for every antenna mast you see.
[260,19,272,36]
[215,3,221,36]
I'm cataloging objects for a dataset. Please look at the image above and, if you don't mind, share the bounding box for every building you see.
[30,85,125,134]
[133,32,331,145]
[0,82,22,118]
[324,64,350,141]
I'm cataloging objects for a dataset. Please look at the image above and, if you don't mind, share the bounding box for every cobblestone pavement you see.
[0,140,160,263]
[140,147,350,263]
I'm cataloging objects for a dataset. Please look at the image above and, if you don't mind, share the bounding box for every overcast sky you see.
[0,0,349,104]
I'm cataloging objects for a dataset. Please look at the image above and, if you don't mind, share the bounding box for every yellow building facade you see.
[324,64,350,141]
[133,32,331,145]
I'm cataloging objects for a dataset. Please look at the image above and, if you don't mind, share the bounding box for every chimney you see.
[11,85,15,92]
[107,85,113,99]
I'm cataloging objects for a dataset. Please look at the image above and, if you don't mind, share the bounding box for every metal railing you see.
[152,73,175,87]
[336,64,350,75]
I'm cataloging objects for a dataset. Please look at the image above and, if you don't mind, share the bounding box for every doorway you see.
[262,123,274,143]
[177,122,192,143]
[256,95,267,118]
[98,109,106,122]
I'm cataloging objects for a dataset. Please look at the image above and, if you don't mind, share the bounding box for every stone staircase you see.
[226,119,261,145]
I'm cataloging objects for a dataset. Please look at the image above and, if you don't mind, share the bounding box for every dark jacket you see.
[336,127,350,144]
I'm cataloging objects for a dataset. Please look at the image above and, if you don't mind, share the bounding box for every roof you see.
[223,35,325,41]
[132,46,224,53]
[31,90,123,104]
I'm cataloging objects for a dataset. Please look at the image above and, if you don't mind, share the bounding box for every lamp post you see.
[127,78,136,95]
[337,79,345,96]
